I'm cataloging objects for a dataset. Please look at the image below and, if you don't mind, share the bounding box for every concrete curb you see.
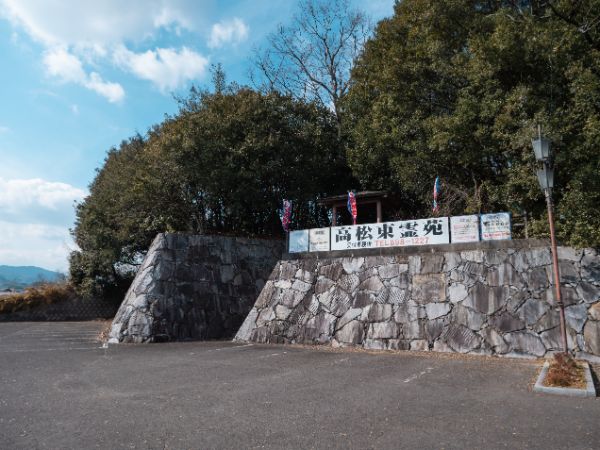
[575,352,600,364]
[533,361,597,398]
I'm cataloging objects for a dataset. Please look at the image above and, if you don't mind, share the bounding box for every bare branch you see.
[251,0,371,136]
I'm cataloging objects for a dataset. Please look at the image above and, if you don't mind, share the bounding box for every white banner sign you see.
[331,217,449,251]
[309,228,330,252]
[289,229,309,253]
[450,215,480,243]
[481,213,511,241]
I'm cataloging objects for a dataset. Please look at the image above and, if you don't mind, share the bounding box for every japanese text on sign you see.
[309,228,330,252]
[481,212,511,241]
[450,215,480,243]
[330,217,450,251]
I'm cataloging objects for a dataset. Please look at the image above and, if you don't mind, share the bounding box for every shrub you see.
[0,282,76,315]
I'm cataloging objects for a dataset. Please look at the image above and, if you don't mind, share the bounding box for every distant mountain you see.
[0,266,63,291]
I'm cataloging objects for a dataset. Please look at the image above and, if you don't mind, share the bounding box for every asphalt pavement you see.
[0,322,598,449]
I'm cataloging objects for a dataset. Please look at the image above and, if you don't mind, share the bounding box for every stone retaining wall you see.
[109,233,283,343]
[235,240,600,358]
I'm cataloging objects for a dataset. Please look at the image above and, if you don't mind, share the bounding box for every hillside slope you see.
[0,266,62,290]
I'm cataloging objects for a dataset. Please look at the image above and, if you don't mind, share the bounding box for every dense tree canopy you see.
[70,85,352,297]
[345,0,600,244]
[71,0,600,300]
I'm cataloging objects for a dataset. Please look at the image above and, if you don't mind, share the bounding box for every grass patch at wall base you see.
[542,353,586,389]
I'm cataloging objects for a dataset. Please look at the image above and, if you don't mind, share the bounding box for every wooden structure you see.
[318,191,389,226]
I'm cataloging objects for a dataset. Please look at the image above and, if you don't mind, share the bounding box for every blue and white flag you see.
[433,177,441,212]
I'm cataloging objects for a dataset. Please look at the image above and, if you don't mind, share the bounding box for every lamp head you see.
[532,136,552,162]
[536,166,554,191]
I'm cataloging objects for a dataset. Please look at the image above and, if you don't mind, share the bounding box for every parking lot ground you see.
[0,322,598,449]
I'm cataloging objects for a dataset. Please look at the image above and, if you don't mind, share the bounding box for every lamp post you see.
[531,126,568,354]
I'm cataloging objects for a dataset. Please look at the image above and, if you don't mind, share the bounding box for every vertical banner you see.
[309,228,330,252]
[481,212,512,240]
[433,176,441,212]
[288,229,309,253]
[347,191,357,225]
[450,215,480,243]
[280,199,292,232]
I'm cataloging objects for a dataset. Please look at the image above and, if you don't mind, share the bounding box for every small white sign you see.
[450,215,480,243]
[481,213,511,241]
[309,228,330,252]
[288,229,309,253]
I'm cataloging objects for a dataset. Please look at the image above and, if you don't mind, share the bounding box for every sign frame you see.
[309,227,331,252]
[480,212,512,241]
[288,229,309,253]
[450,215,480,243]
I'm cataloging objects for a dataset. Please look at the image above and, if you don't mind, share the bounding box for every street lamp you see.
[532,131,552,161]
[531,125,568,354]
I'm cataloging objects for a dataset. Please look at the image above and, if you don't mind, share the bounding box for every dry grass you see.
[0,282,76,315]
[542,353,586,389]
[96,320,113,343]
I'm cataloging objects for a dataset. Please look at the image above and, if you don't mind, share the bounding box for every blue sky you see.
[0,0,395,271]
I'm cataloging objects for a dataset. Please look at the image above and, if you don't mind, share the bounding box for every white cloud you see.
[0,0,199,48]
[0,177,86,218]
[43,47,86,82]
[42,47,124,102]
[0,177,87,271]
[114,46,209,91]
[153,4,193,31]
[1,1,211,100]
[85,72,125,103]
[208,17,249,49]
[0,220,74,271]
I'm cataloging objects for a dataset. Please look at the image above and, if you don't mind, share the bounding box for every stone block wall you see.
[109,233,283,343]
[235,241,600,358]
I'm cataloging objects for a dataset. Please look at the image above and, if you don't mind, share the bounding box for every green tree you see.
[69,135,155,299]
[70,85,352,298]
[345,0,600,245]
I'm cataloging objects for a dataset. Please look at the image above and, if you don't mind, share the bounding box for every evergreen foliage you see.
[70,0,600,299]
[345,0,600,244]
[70,86,352,297]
